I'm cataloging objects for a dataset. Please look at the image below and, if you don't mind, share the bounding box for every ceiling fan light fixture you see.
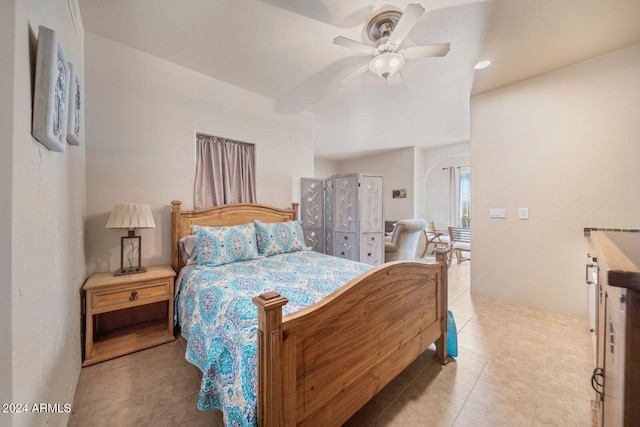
[473,60,491,70]
[369,52,405,78]
[366,10,402,42]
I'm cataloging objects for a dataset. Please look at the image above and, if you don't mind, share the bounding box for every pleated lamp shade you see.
[105,204,156,229]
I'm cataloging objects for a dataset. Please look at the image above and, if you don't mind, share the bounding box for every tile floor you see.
[69,261,595,426]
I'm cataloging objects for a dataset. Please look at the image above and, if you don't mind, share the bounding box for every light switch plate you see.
[490,208,506,218]
[519,208,529,220]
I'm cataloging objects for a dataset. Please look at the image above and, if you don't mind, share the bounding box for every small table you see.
[82,265,176,366]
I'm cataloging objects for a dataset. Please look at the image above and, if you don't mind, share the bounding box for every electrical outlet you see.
[519,208,529,220]
[490,208,506,218]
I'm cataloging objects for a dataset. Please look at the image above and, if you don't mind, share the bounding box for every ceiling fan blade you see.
[400,43,450,59]
[386,72,403,86]
[333,36,375,55]
[340,61,370,84]
[388,3,425,47]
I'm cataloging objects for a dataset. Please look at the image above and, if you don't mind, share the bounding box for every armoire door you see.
[300,178,324,253]
[360,232,384,265]
[360,175,383,233]
[333,232,357,261]
[324,177,333,255]
[333,174,359,233]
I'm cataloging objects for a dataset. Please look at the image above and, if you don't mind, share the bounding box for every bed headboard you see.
[171,200,299,272]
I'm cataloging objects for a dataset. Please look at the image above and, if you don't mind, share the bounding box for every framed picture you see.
[66,62,82,146]
[392,189,407,199]
[32,26,70,152]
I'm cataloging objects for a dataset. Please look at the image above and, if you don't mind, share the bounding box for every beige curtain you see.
[447,166,460,227]
[194,134,256,209]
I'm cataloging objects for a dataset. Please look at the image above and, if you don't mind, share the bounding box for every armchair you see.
[384,219,428,262]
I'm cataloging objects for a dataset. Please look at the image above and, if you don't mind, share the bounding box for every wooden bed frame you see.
[171,200,452,426]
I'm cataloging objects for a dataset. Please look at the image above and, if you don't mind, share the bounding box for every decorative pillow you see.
[192,223,260,267]
[178,235,197,265]
[254,220,309,256]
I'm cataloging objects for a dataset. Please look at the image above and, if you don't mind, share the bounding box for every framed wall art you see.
[392,189,407,199]
[32,26,70,152]
[66,62,82,146]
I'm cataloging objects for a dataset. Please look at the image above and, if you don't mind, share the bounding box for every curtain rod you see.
[442,165,470,170]
[196,132,255,147]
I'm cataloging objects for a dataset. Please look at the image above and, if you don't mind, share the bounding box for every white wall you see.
[10,1,86,425]
[338,147,416,222]
[314,156,338,179]
[413,147,424,219]
[471,43,640,318]
[1,0,15,417]
[84,34,314,274]
[420,142,471,229]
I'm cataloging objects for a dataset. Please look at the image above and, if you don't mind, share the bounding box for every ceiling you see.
[78,0,640,159]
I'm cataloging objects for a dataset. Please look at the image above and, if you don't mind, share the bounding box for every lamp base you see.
[114,266,148,276]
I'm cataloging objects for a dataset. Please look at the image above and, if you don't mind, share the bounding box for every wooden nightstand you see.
[82,265,176,366]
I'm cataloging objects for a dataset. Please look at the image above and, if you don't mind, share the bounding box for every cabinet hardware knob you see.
[341,251,345,256]
[368,252,372,256]
[129,290,138,301]
[609,329,615,354]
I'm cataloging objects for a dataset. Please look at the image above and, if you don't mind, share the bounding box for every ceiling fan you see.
[334,3,450,85]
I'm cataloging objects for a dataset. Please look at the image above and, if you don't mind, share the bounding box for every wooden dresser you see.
[586,230,640,426]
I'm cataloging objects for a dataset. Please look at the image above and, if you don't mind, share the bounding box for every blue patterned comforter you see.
[175,250,372,426]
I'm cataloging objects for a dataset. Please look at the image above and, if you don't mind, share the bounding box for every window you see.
[458,166,471,228]
[446,165,471,228]
[194,134,256,209]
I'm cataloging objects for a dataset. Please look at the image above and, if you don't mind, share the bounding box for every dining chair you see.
[448,226,471,264]
[421,221,451,258]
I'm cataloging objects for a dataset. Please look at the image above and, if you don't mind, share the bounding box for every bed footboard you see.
[253,250,451,426]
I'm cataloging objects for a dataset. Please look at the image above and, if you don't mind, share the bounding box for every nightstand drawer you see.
[91,280,170,310]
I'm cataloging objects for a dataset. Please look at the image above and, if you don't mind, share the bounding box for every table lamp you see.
[105,203,156,276]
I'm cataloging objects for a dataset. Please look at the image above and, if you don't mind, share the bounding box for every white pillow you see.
[178,235,197,265]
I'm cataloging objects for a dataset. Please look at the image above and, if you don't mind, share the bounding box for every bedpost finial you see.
[291,202,300,220]
[171,200,182,212]
[253,292,288,310]
[434,248,449,267]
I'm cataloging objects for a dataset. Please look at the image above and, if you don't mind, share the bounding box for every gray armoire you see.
[299,178,324,252]
[300,173,384,265]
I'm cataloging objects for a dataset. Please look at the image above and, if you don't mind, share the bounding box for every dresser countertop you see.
[588,230,640,291]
